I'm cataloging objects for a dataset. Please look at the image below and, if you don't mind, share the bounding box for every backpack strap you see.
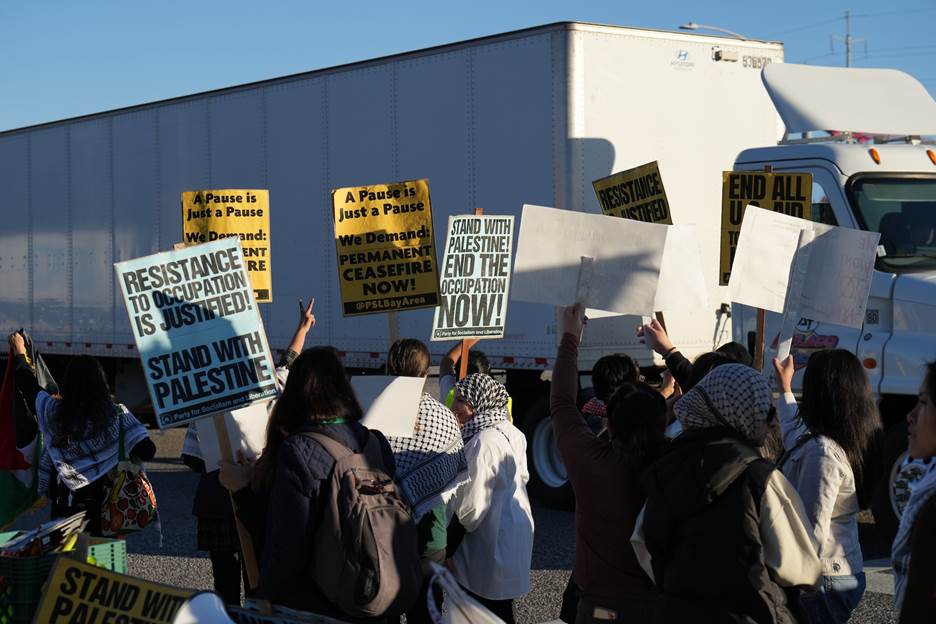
[304,431,357,462]
[116,405,126,462]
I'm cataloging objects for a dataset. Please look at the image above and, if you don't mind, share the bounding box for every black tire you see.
[521,397,575,511]
[871,421,909,544]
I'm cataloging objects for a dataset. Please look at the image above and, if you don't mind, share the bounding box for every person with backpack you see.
[552,304,664,624]
[773,351,881,623]
[632,364,821,623]
[256,347,421,620]
[8,332,155,536]
[447,373,534,624]
[190,298,315,604]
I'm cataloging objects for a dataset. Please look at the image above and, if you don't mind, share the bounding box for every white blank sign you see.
[729,206,879,328]
[512,205,667,315]
[351,376,424,438]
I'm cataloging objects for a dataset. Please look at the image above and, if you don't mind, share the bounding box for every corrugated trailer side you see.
[0,24,570,369]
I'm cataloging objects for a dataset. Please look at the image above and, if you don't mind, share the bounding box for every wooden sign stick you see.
[213,414,262,591]
[174,241,262,593]
[458,207,485,379]
[754,308,767,372]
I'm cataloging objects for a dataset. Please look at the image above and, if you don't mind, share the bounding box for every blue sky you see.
[2,0,934,132]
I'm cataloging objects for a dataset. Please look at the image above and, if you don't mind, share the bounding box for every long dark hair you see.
[606,381,667,468]
[253,347,363,491]
[53,356,114,448]
[800,349,881,483]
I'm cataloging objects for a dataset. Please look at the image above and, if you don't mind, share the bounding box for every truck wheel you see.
[872,421,930,542]
[522,397,574,510]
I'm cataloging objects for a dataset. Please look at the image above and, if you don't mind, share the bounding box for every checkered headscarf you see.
[387,393,469,520]
[674,364,772,443]
[456,374,510,442]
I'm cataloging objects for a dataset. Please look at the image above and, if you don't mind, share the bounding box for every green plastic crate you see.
[0,534,128,624]
[88,538,128,574]
[0,554,56,624]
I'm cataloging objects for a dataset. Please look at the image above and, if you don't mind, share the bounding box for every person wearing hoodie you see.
[631,364,821,623]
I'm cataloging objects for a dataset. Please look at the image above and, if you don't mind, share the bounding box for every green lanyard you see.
[318,417,347,425]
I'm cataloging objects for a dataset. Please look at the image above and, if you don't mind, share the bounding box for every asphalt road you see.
[12,428,899,623]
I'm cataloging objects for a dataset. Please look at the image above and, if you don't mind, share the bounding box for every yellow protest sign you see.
[182,189,272,302]
[33,557,194,623]
[592,161,672,225]
[720,172,812,285]
[332,179,440,316]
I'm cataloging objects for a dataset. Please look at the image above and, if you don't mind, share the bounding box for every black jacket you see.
[642,427,801,624]
[258,420,395,616]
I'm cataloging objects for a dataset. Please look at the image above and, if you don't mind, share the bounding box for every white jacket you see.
[778,392,863,577]
[449,421,534,600]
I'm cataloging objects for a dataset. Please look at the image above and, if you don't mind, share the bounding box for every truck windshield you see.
[849,175,936,272]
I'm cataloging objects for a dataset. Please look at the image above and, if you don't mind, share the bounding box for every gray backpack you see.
[306,431,422,618]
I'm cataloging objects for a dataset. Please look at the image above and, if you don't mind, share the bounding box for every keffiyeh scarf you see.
[674,364,773,443]
[456,374,510,442]
[387,393,469,520]
[892,457,936,610]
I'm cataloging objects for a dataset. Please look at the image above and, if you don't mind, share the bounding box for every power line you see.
[853,7,936,19]
[768,7,936,39]
[768,16,842,37]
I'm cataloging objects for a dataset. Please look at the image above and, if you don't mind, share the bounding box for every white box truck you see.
[0,22,785,506]
[3,22,932,534]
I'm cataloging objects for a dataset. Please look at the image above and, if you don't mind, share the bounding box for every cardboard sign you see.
[182,190,272,302]
[193,403,268,469]
[720,172,813,285]
[115,239,277,429]
[350,376,423,438]
[592,161,672,225]
[332,179,440,316]
[431,215,514,341]
[729,206,879,327]
[512,205,667,315]
[33,557,193,624]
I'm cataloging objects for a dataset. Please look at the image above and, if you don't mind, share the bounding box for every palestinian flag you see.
[0,332,57,528]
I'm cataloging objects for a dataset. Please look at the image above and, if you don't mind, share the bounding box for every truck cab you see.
[732,63,936,538]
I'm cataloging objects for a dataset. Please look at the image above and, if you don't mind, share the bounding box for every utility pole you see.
[832,10,865,67]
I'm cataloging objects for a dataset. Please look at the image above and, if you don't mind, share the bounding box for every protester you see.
[252,346,414,618]
[580,351,642,421]
[384,338,469,624]
[892,360,936,621]
[8,332,155,536]
[447,373,534,624]
[773,351,881,623]
[192,298,313,603]
[552,303,664,624]
[632,363,821,623]
[636,318,753,391]
[440,340,512,418]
